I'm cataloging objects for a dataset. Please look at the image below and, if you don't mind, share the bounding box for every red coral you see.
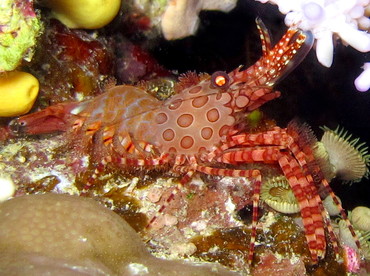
[53,23,112,75]
[29,20,114,107]
[0,126,11,141]
[114,38,170,83]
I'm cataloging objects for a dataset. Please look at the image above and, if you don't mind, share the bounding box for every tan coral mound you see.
[0,193,238,275]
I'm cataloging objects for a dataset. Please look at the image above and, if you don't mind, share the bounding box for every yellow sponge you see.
[0,71,39,117]
[44,0,121,29]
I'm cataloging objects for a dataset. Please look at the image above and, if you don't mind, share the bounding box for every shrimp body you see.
[11,20,357,268]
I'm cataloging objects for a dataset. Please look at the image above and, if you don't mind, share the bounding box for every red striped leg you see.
[146,155,194,229]
[83,128,167,192]
[103,129,143,156]
[279,155,325,263]
[81,152,169,194]
[322,208,340,258]
[216,146,282,164]
[294,146,356,257]
[196,165,261,266]
[146,168,196,229]
[195,165,260,179]
[146,161,263,230]
[288,135,360,253]
[80,157,109,194]
[286,140,341,258]
[146,180,191,228]
[249,171,262,266]
[215,150,326,262]
[285,122,353,257]
[245,90,281,111]
[230,127,291,147]
[321,178,361,250]
[209,127,289,160]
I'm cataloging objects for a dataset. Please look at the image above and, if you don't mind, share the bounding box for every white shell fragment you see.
[350,206,370,232]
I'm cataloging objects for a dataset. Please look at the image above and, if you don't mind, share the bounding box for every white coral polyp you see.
[315,29,334,67]
[303,2,324,21]
[355,63,370,92]
[257,0,370,68]
[336,23,370,52]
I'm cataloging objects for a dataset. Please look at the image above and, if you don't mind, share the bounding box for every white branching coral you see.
[256,0,370,91]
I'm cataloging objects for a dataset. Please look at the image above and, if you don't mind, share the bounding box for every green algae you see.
[0,0,43,71]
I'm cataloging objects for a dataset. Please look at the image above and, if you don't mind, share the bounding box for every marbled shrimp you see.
[9,19,360,268]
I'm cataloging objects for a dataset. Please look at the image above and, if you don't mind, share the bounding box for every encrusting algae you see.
[0,0,43,72]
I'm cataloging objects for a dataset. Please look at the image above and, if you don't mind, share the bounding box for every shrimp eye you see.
[210,71,230,89]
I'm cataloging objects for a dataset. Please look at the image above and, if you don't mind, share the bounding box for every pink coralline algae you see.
[343,245,361,273]
[252,251,307,276]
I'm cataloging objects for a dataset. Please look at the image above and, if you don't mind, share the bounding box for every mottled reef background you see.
[1,0,370,275]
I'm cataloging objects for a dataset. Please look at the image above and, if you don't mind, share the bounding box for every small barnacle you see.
[315,126,370,183]
[260,175,300,214]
